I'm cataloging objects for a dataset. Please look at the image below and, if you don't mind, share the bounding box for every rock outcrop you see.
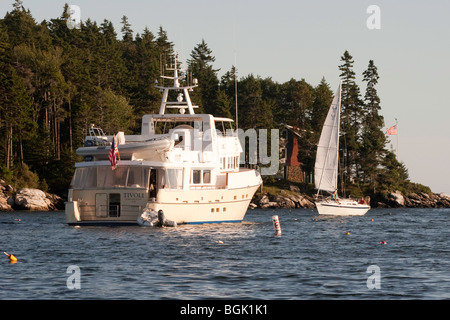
[251,189,315,209]
[0,180,14,211]
[370,190,450,208]
[14,188,60,211]
[0,180,64,211]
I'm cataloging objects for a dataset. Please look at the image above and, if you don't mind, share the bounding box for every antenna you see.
[234,63,238,130]
[233,16,238,129]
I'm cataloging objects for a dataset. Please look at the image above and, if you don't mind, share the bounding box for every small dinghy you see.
[137,208,177,227]
[76,132,173,162]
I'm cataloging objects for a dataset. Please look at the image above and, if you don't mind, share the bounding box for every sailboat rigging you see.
[314,81,370,216]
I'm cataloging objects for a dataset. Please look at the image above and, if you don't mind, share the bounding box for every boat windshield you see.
[214,120,234,136]
[154,119,202,134]
[71,166,151,189]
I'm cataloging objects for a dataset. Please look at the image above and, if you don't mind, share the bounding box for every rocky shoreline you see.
[2,179,450,212]
[249,186,450,210]
[0,180,64,211]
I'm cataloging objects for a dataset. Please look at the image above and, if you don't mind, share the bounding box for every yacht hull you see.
[65,184,260,226]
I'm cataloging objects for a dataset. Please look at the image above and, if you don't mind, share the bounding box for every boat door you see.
[95,193,108,217]
[149,169,157,200]
[109,193,121,217]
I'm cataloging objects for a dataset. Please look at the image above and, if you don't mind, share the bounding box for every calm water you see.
[1,208,449,300]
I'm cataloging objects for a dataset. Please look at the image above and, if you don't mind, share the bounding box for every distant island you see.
[0,0,440,210]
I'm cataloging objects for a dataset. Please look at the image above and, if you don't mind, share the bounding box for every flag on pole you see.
[387,125,397,135]
[108,134,118,170]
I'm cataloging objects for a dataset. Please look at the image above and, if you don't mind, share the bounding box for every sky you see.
[2,0,450,194]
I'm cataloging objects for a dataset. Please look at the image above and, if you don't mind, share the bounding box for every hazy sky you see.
[2,0,450,193]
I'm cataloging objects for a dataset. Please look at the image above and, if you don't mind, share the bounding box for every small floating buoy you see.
[379,241,387,245]
[371,219,374,222]
[345,231,351,235]
[4,252,17,262]
[272,215,282,236]
[217,240,223,245]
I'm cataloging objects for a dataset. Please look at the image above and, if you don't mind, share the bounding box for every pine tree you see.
[376,150,409,191]
[278,78,314,129]
[120,15,133,42]
[97,88,134,134]
[215,89,233,119]
[220,66,238,100]
[338,50,363,185]
[187,39,219,114]
[360,60,387,191]
[237,74,274,129]
[311,77,333,134]
[133,27,162,117]
[0,24,34,168]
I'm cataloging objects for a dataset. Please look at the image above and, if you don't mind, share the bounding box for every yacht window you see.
[203,170,211,184]
[127,167,149,188]
[72,166,153,189]
[192,170,201,184]
[72,167,97,188]
[166,169,183,189]
[99,166,127,187]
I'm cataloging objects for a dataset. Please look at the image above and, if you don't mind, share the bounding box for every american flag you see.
[386,125,397,135]
[108,134,119,170]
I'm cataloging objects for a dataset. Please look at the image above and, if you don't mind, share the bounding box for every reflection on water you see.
[1,208,449,299]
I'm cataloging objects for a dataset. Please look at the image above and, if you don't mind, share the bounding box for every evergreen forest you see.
[0,1,430,198]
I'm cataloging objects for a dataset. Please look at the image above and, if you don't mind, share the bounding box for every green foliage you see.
[237,74,275,129]
[187,39,220,114]
[360,60,387,192]
[339,50,364,184]
[0,163,40,190]
[97,88,134,134]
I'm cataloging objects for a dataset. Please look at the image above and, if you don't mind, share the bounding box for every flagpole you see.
[395,118,399,160]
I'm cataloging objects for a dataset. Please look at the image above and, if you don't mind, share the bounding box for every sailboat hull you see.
[315,200,370,216]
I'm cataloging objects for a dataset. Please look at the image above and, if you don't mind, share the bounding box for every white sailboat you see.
[314,81,370,216]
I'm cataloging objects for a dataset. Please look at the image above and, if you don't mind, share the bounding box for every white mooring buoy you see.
[272,215,282,236]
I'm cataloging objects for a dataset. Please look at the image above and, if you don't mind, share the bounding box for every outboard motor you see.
[157,210,166,227]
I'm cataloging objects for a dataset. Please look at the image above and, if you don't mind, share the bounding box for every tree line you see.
[0,1,429,197]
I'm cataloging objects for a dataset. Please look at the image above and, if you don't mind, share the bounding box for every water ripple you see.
[0,208,449,299]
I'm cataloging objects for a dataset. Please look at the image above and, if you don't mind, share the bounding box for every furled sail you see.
[314,83,341,193]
